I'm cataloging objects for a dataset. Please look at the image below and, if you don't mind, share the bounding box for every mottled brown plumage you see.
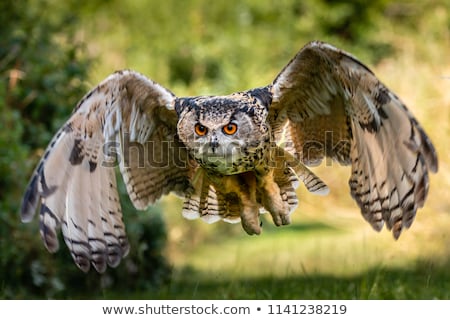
[21,41,438,272]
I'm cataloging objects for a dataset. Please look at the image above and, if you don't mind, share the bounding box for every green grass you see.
[155,262,450,299]
[107,213,450,299]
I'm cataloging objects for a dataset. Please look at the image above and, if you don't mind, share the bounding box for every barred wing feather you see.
[20,71,192,272]
[269,41,438,238]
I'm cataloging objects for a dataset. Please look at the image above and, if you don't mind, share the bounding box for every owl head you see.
[175,91,271,174]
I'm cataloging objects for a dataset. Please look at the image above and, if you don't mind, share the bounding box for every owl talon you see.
[241,217,261,235]
[271,214,283,226]
[281,213,291,225]
[270,210,291,227]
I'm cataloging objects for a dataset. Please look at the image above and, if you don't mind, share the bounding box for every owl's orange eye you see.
[222,123,238,135]
[194,123,208,136]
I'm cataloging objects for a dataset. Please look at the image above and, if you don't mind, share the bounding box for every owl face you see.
[175,95,270,174]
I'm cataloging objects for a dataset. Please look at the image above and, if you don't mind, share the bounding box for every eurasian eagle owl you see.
[21,41,438,272]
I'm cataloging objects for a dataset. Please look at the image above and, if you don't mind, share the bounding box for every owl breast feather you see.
[193,142,267,175]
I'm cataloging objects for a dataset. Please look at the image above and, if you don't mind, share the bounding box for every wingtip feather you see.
[20,175,40,223]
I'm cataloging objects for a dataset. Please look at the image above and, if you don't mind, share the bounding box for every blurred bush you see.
[0,0,170,298]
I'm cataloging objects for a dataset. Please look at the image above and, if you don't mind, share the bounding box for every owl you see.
[21,41,438,272]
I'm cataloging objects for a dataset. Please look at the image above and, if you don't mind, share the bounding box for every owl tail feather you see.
[182,168,241,224]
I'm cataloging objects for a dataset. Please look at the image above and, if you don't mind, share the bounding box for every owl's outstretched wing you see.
[21,70,193,272]
[268,41,438,238]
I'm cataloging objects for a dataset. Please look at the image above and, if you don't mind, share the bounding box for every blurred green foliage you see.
[0,0,170,298]
[1,0,448,299]
[74,0,399,92]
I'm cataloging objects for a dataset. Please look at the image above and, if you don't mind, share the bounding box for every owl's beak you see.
[209,135,219,153]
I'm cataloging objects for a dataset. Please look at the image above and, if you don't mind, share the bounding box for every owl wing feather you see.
[20,70,193,272]
[268,41,438,238]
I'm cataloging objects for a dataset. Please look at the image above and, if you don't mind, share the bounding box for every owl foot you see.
[240,203,261,235]
[258,173,292,227]
[266,198,291,227]
[270,208,291,227]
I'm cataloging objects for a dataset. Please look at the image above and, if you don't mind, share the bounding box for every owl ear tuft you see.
[246,86,273,108]
[174,99,184,116]
[174,98,196,116]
